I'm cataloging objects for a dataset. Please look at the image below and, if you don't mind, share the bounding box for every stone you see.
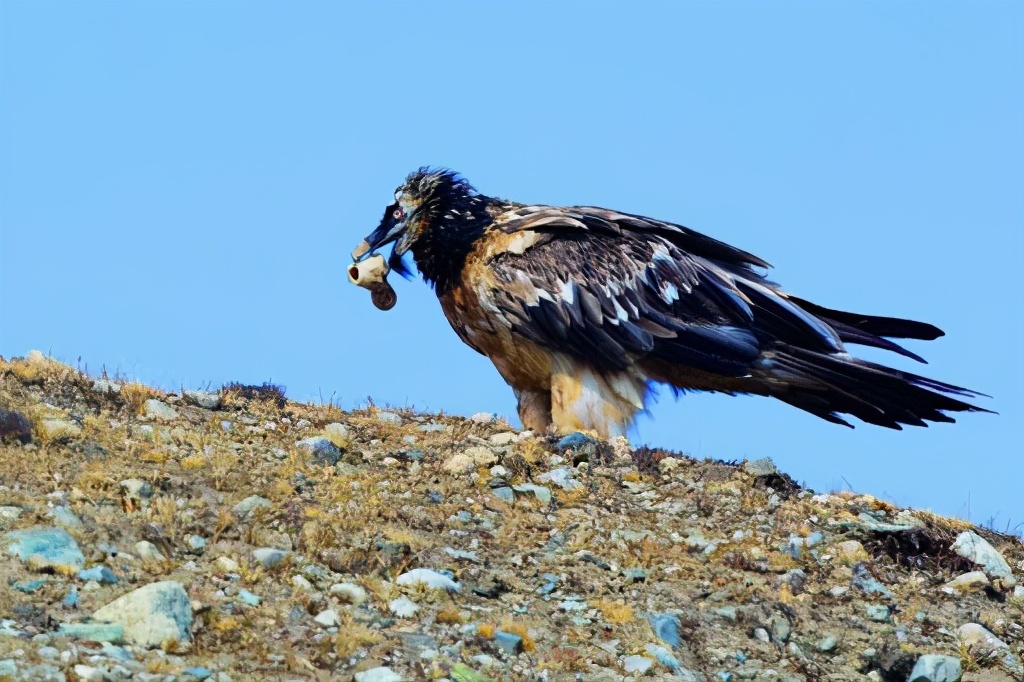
[91,581,193,650]
[40,418,81,440]
[324,422,349,441]
[537,467,582,490]
[0,661,14,678]
[818,634,839,652]
[330,582,368,605]
[232,496,271,518]
[866,604,891,622]
[144,400,178,420]
[469,412,495,423]
[772,615,792,641]
[492,487,514,503]
[745,457,778,477]
[493,630,523,655]
[951,531,1016,586]
[512,483,552,504]
[0,506,23,522]
[623,655,653,674]
[78,565,118,584]
[185,535,207,554]
[134,541,165,562]
[120,478,154,501]
[295,436,342,465]
[646,644,683,671]
[908,654,963,682]
[57,622,126,643]
[183,390,220,409]
[49,506,84,530]
[4,527,86,573]
[354,667,402,682]
[489,432,517,446]
[958,623,1008,656]
[444,547,481,563]
[396,568,460,592]
[851,562,892,598]
[389,596,420,617]
[237,589,261,606]
[942,571,990,594]
[647,613,682,647]
[443,446,498,474]
[214,556,239,573]
[833,540,869,564]
[314,609,340,627]
[375,411,402,424]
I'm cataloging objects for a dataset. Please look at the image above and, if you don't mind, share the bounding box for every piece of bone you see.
[351,240,372,261]
[348,254,397,311]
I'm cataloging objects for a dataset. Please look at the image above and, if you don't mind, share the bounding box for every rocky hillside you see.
[0,351,1022,682]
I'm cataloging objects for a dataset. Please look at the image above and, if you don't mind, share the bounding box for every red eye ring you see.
[393,208,404,220]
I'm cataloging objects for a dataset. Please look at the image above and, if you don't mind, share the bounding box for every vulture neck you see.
[412,193,495,294]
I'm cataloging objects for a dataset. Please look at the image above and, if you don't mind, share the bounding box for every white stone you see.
[314,609,340,627]
[134,541,165,562]
[958,622,1008,656]
[622,655,653,674]
[951,531,1017,586]
[389,596,420,618]
[396,568,460,592]
[329,582,367,605]
[91,581,192,650]
[214,557,239,573]
[143,400,178,421]
[354,667,402,682]
[324,422,349,440]
[942,571,990,594]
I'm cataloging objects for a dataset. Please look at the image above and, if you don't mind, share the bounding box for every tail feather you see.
[760,344,992,429]
[787,296,944,340]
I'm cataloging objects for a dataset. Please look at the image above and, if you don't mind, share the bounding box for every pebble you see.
[951,531,1017,586]
[324,422,349,440]
[294,436,342,465]
[958,622,1008,655]
[389,595,420,617]
[78,565,118,584]
[92,581,193,649]
[4,526,86,573]
[493,630,523,655]
[537,467,582,490]
[818,634,839,652]
[232,496,271,518]
[236,588,262,606]
[57,622,126,643]
[183,390,220,409]
[771,615,792,641]
[396,568,460,592]
[851,562,892,598]
[214,556,240,573]
[833,540,869,563]
[492,487,514,503]
[313,609,340,627]
[512,483,552,504]
[865,605,891,622]
[469,412,495,423]
[92,379,122,394]
[121,478,155,501]
[942,571,990,594]
[329,582,368,605]
[144,399,178,420]
[745,457,778,477]
[354,667,402,682]
[134,541,165,562]
[489,432,517,446]
[444,547,480,563]
[250,544,288,565]
[908,654,962,682]
[647,613,682,647]
[185,535,207,554]
[623,655,654,674]
[376,411,402,424]
[0,506,23,522]
[49,506,84,530]
[443,446,498,474]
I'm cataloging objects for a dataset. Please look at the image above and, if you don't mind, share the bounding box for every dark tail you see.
[760,344,993,429]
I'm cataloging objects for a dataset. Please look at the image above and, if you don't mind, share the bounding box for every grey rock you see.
[184,534,207,554]
[121,478,154,501]
[375,411,402,424]
[907,654,962,682]
[134,541,165,562]
[745,457,778,477]
[20,664,65,681]
[324,422,349,440]
[852,562,892,598]
[396,568,460,592]
[295,436,342,465]
[855,512,916,533]
[771,615,792,642]
[4,527,85,572]
[354,668,402,682]
[143,399,178,421]
[537,467,582,490]
[866,604,891,622]
[0,660,15,677]
[314,609,340,627]
[49,506,84,530]
[183,390,220,409]
[237,589,261,606]
[817,634,839,652]
[512,483,552,504]
[91,581,193,649]
[469,412,495,424]
[957,622,1008,655]
[647,613,682,647]
[444,547,481,563]
[623,655,653,674]
[92,379,122,394]
[232,495,271,518]
[492,486,514,503]
[389,595,420,618]
[951,531,1016,585]
[58,622,126,643]
[942,571,989,593]
[494,630,523,655]
[78,565,118,584]
[330,582,368,605]
[0,506,23,522]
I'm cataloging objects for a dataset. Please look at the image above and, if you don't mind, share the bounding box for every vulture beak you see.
[351,221,406,262]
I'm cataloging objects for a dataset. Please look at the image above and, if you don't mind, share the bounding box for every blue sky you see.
[2,2,1021,528]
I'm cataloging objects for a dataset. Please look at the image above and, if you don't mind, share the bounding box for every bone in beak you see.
[347,253,397,311]
[351,240,372,261]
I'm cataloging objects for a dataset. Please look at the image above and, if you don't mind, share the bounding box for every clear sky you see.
[2,2,1021,529]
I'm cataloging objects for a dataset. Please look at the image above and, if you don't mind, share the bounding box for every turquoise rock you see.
[14,579,47,593]
[908,654,962,682]
[78,565,118,584]
[4,527,85,573]
[493,630,523,655]
[58,622,126,643]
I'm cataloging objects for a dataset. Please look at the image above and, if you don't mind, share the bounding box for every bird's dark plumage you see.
[353,168,991,437]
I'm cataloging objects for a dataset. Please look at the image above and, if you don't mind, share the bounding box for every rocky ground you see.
[0,350,1022,682]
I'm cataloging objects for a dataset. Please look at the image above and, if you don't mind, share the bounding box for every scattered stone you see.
[183,390,221,409]
[4,527,86,573]
[250,544,288,565]
[214,556,240,573]
[537,467,582,490]
[330,582,368,605]
[232,496,271,518]
[375,411,402,424]
[648,613,682,647]
[144,399,178,420]
[295,436,342,465]
[40,417,81,440]
[951,531,1017,586]
[0,506,23,522]
[833,540,869,564]
[390,596,420,617]
[396,568,460,592]
[121,478,155,503]
[745,457,778,477]
[818,634,839,652]
[908,654,962,682]
[237,589,261,606]
[942,571,990,594]
[91,581,193,650]
[324,422,349,441]
[14,578,47,593]
[469,412,495,424]
[958,623,1008,656]
[866,604,891,622]
[58,622,126,643]
[443,446,498,474]
[354,667,402,682]
[512,483,552,504]
[851,562,892,598]
[78,565,118,584]
[0,660,14,678]
[49,506,84,530]
[185,534,207,554]
[489,432,517,446]
[646,643,683,671]
[134,541,165,562]
[493,630,523,655]
[492,487,514,503]
[445,547,481,563]
[314,609,340,627]
[623,655,654,674]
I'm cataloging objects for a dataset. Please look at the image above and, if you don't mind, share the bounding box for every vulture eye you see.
[393,207,405,220]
